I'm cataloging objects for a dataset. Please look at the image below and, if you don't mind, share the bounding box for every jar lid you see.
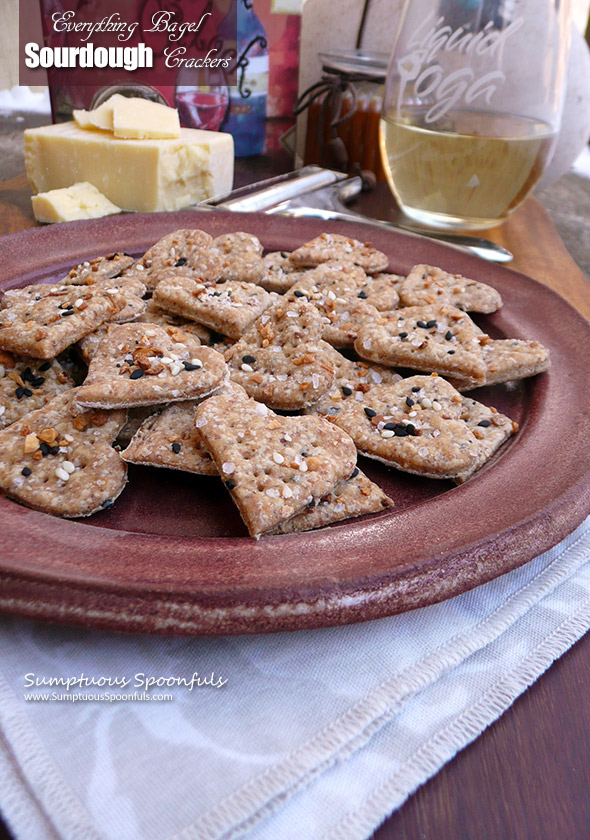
[318,49,388,81]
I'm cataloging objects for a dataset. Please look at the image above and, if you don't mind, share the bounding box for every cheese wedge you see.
[25,122,234,212]
[31,182,122,223]
[113,96,181,139]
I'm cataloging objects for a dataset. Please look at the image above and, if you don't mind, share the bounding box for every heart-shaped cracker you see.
[125,229,224,291]
[0,390,127,517]
[320,375,497,479]
[454,396,517,483]
[0,351,74,430]
[355,304,488,389]
[260,251,308,293]
[195,392,357,537]
[399,265,502,313]
[122,383,247,475]
[73,323,227,410]
[0,284,126,360]
[288,261,398,311]
[224,300,335,410]
[212,232,266,284]
[268,468,393,534]
[305,341,402,415]
[290,233,389,274]
[153,272,276,339]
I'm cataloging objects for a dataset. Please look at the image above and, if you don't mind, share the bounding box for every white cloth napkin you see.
[1,516,589,840]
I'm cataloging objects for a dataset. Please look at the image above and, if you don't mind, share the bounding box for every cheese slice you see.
[78,96,119,131]
[25,122,234,213]
[31,182,122,223]
[113,96,181,139]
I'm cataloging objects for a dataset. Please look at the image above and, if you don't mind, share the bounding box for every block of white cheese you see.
[113,96,181,139]
[31,182,122,223]
[25,122,234,213]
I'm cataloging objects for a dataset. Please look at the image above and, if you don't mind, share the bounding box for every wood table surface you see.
[0,171,588,840]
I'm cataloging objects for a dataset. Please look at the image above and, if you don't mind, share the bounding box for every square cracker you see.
[153,272,275,339]
[288,260,398,311]
[224,300,335,410]
[355,304,488,389]
[0,284,126,360]
[0,389,127,517]
[455,397,517,483]
[268,469,393,534]
[124,229,224,291]
[195,393,357,537]
[260,251,307,293]
[73,323,228,410]
[0,350,74,430]
[212,232,266,284]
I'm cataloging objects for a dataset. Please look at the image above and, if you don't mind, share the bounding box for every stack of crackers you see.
[0,230,550,538]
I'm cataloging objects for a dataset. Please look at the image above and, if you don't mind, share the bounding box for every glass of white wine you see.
[379,0,572,230]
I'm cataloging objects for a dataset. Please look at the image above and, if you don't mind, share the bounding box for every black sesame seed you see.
[293,290,305,298]
[21,467,32,477]
[416,320,428,328]
[478,419,491,427]
[364,407,376,418]
[350,467,359,478]
[30,377,45,388]
[101,499,114,509]
[411,386,421,392]
[307,499,316,509]
[383,422,396,430]
[445,331,454,341]
[448,350,455,355]
[171,442,181,453]
[50,445,59,456]
[38,362,51,372]
[405,397,414,407]
[406,423,416,435]
[61,309,75,316]
[358,290,368,299]
[342,386,353,396]
[399,331,408,339]
[15,386,25,399]
[107,253,116,260]
[39,442,50,455]
[242,355,256,364]
[183,362,201,371]
[123,252,133,258]
[395,426,409,436]
[175,257,188,267]
[22,367,34,382]
[225,479,236,490]
[280,251,288,258]
[23,388,33,398]
[426,319,437,328]
[129,369,144,379]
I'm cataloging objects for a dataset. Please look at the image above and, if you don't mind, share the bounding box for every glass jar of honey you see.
[296,50,388,181]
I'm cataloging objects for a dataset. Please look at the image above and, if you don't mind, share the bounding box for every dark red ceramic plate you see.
[1,211,589,635]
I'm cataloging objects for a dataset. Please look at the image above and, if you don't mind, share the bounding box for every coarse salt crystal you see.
[433,429,441,437]
[261,315,270,324]
[282,486,293,499]
[195,417,207,428]
[266,488,280,498]
[286,311,298,318]
[312,374,319,389]
[371,371,382,383]
[0,406,5,417]
[221,462,235,475]
[299,461,308,472]
[255,403,268,416]
[276,374,287,381]
[334,503,346,514]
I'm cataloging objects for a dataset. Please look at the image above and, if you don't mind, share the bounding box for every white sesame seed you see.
[381,429,395,438]
[241,363,253,372]
[284,434,292,442]
[432,400,442,411]
[298,461,308,472]
[282,486,293,498]
[408,410,417,417]
[62,461,76,474]
[136,264,144,271]
[221,462,235,475]
[74,298,84,308]
[64,434,74,442]
[190,359,202,367]
[55,467,70,482]
[422,398,432,408]
[272,452,284,464]
[170,363,184,376]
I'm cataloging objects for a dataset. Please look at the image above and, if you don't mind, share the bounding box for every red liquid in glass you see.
[175,90,228,131]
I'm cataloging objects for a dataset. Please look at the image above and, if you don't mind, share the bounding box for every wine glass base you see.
[399,205,507,232]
